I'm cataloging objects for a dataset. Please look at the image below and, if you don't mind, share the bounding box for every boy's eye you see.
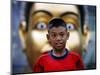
[66,23,75,31]
[51,34,56,37]
[60,33,64,37]
[35,22,47,30]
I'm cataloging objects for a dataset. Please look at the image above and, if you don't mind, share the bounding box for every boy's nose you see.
[56,36,62,41]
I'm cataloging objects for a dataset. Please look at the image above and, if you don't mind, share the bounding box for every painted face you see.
[28,2,81,51]
[21,2,83,66]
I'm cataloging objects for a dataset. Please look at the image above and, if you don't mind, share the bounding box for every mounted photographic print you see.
[11,0,96,74]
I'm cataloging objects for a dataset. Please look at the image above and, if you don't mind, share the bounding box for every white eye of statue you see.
[66,23,75,30]
[37,22,47,30]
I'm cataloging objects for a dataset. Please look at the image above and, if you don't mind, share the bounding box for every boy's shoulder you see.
[68,51,81,59]
[38,50,51,60]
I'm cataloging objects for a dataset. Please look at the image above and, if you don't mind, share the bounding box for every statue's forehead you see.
[31,3,79,15]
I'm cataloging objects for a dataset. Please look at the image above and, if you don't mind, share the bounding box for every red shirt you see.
[33,49,84,73]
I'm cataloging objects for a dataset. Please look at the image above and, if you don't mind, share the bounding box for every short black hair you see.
[24,2,85,33]
[24,2,33,32]
[47,17,67,31]
[77,5,85,34]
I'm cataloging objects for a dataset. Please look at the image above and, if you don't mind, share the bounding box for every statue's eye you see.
[36,22,47,30]
[66,23,75,31]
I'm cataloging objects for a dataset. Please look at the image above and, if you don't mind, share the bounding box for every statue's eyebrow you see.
[32,10,53,17]
[60,11,79,18]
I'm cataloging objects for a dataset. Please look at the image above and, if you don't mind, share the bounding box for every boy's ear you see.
[18,21,27,49]
[67,32,70,40]
[46,34,49,40]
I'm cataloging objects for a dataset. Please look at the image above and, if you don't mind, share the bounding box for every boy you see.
[33,18,84,72]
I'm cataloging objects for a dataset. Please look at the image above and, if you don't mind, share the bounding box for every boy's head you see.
[47,18,69,50]
[47,17,67,31]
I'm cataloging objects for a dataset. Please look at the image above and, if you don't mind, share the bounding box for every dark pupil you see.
[68,26,71,29]
[41,24,44,28]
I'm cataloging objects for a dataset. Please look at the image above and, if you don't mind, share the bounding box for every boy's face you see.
[47,26,69,50]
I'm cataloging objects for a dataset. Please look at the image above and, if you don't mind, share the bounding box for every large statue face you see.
[19,2,83,66]
[28,3,81,51]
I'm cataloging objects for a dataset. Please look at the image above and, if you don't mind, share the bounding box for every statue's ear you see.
[82,24,91,49]
[83,24,90,36]
[18,21,27,50]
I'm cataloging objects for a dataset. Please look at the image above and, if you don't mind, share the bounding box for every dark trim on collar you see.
[49,48,69,59]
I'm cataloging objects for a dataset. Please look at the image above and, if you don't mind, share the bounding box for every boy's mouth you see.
[56,42,63,47]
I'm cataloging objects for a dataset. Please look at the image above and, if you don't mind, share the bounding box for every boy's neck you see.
[53,48,66,57]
